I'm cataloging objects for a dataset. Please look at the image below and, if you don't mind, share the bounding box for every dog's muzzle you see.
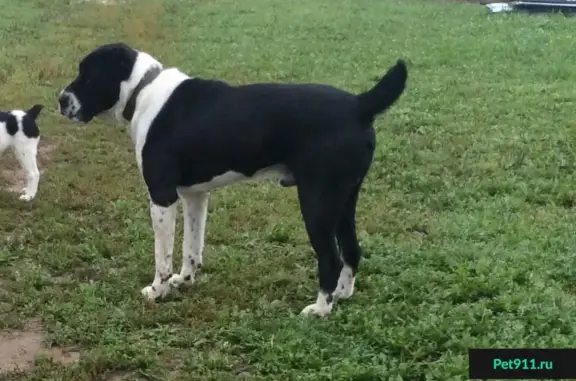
[58,90,82,121]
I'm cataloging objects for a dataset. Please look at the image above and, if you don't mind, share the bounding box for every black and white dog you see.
[58,43,407,316]
[0,104,43,201]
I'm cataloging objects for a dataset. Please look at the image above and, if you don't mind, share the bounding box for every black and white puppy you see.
[0,104,43,201]
[58,43,407,316]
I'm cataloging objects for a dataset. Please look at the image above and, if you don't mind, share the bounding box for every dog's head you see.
[58,42,161,124]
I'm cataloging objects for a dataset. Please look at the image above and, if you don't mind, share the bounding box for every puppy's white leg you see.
[14,138,40,201]
[141,200,177,300]
[170,191,209,288]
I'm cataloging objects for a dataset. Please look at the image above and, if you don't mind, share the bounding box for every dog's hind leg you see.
[14,137,40,201]
[169,190,209,288]
[297,184,346,317]
[335,183,363,300]
[141,198,178,301]
[296,130,374,316]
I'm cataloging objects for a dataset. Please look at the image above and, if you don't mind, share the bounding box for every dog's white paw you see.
[300,292,334,317]
[141,284,168,301]
[300,302,332,317]
[336,265,355,300]
[19,189,34,201]
[168,273,194,288]
[338,277,355,299]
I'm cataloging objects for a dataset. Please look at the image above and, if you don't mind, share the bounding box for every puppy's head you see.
[58,43,137,123]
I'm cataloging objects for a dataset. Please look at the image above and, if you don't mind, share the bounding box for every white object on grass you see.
[486,2,515,12]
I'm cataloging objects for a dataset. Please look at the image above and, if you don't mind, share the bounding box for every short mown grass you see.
[1,0,576,380]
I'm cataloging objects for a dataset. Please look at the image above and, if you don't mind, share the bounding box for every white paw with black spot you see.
[141,284,168,301]
[168,273,194,288]
[300,303,332,317]
[300,292,334,317]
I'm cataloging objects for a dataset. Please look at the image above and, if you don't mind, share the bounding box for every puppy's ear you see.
[26,104,44,120]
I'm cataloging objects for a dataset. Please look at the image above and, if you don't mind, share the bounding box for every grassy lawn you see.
[1,0,576,380]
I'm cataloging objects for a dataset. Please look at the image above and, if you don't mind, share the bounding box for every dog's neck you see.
[122,66,161,122]
[108,51,163,124]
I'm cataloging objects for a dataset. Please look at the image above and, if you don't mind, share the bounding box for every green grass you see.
[1,0,576,379]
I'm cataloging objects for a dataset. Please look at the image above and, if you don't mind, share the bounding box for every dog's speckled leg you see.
[141,201,177,300]
[169,191,209,288]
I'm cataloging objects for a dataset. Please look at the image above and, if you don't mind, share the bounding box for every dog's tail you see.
[356,60,407,123]
[26,104,44,120]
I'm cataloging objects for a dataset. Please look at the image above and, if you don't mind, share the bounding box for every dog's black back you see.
[143,61,407,207]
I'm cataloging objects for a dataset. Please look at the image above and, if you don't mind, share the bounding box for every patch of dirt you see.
[0,319,80,374]
[0,169,44,194]
[38,142,57,159]
[0,142,56,195]
[106,371,133,381]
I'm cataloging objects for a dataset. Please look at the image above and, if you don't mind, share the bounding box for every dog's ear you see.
[107,43,137,76]
[114,47,133,72]
[26,104,44,120]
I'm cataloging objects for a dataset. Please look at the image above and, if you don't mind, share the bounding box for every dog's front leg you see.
[169,190,209,288]
[141,200,177,300]
[15,138,40,201]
